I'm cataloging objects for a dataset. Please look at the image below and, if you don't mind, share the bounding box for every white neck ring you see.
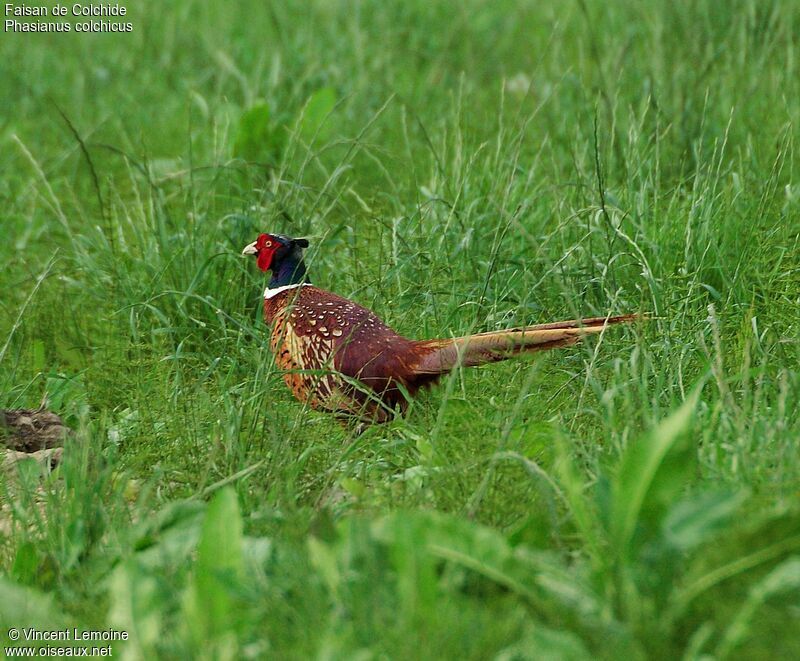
[264,283,310,299]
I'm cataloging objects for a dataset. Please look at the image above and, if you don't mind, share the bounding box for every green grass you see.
[2,0,799,657]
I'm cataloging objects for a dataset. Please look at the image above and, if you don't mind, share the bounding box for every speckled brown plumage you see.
[264,285,421,422]
[262,283,638,423]
[243,232,639,425]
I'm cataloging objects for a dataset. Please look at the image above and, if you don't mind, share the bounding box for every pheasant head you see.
[242,233,310,287]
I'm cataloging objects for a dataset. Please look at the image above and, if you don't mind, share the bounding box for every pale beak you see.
[242,241,258,256]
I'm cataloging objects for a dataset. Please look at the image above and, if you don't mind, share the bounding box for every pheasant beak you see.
[242,241,259,256]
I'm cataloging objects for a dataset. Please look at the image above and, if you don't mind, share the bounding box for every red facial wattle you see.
[257,249,274,271]
[255,233,276,271]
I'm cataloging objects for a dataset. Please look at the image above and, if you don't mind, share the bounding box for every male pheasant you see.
[243,233,638,424]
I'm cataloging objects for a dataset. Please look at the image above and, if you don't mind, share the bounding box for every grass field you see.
[2,0,799,658]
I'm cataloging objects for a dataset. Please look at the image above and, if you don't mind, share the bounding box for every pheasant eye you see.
[265,241,272,248]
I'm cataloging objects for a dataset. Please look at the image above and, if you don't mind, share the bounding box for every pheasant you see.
[243,233,639,424]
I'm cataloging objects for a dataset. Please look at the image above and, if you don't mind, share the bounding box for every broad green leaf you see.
[748,556,800,597]
[662,489,748,551]
[373,511,602,621]
[107,560,163,659]
[45,371,89,423]
[308,535,341,596]
[373,511,535,600]
[185,487,244,644]
[670,509,800,618]
[415,433,434,463]
[11,541,39,584]
[243,536,272,570]
[507,508,558,550]
[233,102,282,163]
[716,556,800,658]
[297,87,336,143]
[384,512,439,624]
[0,577,63,631]
[609,385,702,559]
[132,499,205,568]
[340,477,365,498]
[553,433,604,565]
[496,622,592,661]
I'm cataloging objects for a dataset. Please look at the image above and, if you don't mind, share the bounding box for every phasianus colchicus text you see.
[243,233,639,424]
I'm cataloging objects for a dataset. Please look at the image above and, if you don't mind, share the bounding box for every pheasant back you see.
[262,283,638,423]
[265,284,421,422]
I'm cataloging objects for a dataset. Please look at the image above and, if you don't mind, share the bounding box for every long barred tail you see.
[411,314,640,376]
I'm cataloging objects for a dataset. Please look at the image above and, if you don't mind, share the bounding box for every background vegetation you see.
[1,0,799,658]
